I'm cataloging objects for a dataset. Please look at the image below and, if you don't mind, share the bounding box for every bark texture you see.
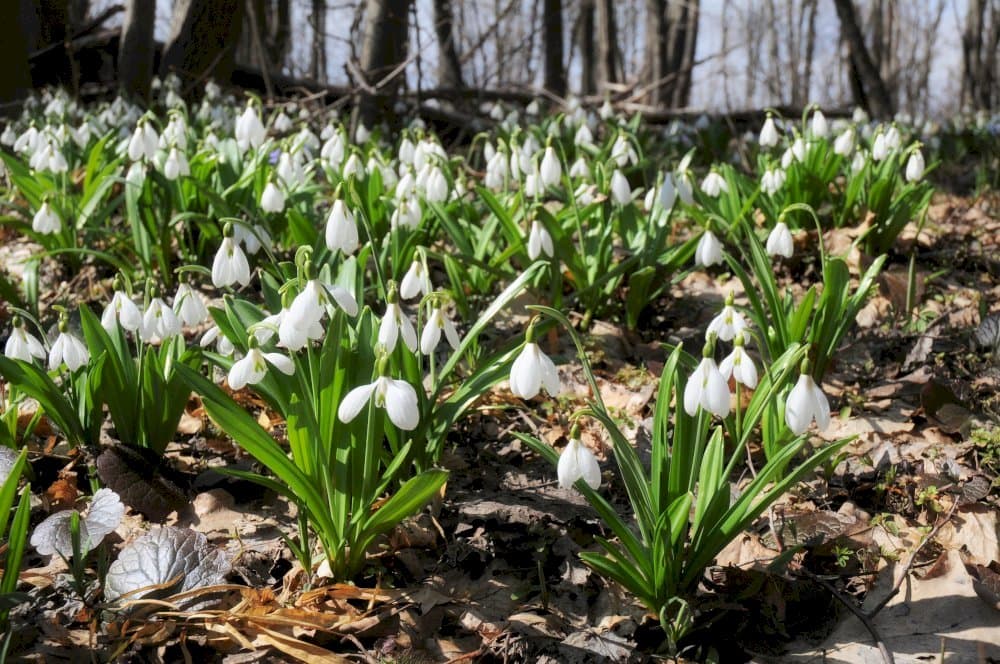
[433,0,463,89]
[542,0,565,96]
[354,0,412,129]
[118,0,155,100]
[161,0,245,87]
[832,0,894,118]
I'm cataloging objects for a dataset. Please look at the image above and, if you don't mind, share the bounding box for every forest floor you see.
[5,191,1000,663]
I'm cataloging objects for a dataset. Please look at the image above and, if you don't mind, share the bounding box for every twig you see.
[802,568,895,664]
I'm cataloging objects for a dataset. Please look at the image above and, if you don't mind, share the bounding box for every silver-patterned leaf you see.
[0,447,19,485]
[85,488,125,543]
[30,511,91,558]
[104,526,231,603]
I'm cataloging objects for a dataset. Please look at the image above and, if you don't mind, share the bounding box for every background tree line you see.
[1,0,997,120]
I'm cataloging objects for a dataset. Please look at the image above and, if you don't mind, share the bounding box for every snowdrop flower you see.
[338,373,419,430]
[127,119,158,161]
[759,115,780,148]
[707,295,747,342]
[884,125,902,151]
[659,173,677,210]
[871,133,890,161]
[683,342,730,418]
[833,127,855,156]
[539,146,561,187]
[527,220,554,260]
[573,183,597,206]
[905,148,925,183]
[558,434,601,490]
[49,320,89,372]
[325,199,359,255]
[509,330,560,400]
[228,339,294,390]
[791,136,806,161]
[761,168,786,196]
[235,103,266,150]
[212,233,252,289]
[785,370,830,434]
[676,171,694,205]
[101,289,142,332]
[44,145,68,174]
[611,134,637,166]
[232,222,271,255]
[379,287,418,353]
[162,146,189,180]
[766,221,794,258]
[810,109,829,138]
[126,161,146,187]
[569,156,590,179]
[321,132,345,166]
[200,325,235,356]
[719,335,757,389]
[32,201,61,234]
[272,111,293,134]
[574,124,594,147]
[610,169,631,205]
[400,259,430,301]
[260,180,285,213]
[281,275,358,350]
[31,488,124,559]
[850,150,867,174]
[174,283,208,327]
[424,166,449,203]
[140,294,182,342]
[421,306,461,354]
[484,151,509,190]
[391,197,421,230]
[342,153,365,179]
[700,171,728,197]
[695,230,723,267]
[523,169,543,197]
[4,318,46,363]
[599,100,615,120]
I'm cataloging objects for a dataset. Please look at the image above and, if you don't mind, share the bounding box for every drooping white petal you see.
[337,382,378,423]
[510,343,542,399]
[383,378,419,430]
[558,438,601,490]
[263,352,295,376]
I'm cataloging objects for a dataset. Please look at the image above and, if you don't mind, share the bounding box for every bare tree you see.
[832,0,894,118]
[236,0,291,75]
[962,0,1000,110]
[118,0,155,100]
[641,0,700,107]
[576,0,597,94]
[354,0,412,129]
[311,0,327,81]
[161,0,246,87]
[595,0,620,92]
[542,0,565,96]
[0,0,32,106]
[433,0,463,89]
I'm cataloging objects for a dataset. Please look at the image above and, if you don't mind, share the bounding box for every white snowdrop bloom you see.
[523,169,543,198]
[700,171,728,197]
[424,167,449,203]
[695,230,723,267]
[599,100,615,120]
[173,283,209,327]
[235,104,266,150]
[526,100,541,116]
[850,150,867,174]
[810,109,829,138]
[507,147,522,182]
[44,145,68,174]
[558,438,601,490]
[49,328,89,372]
[569,156,591,180]
[161,114,188,150]
[228,345,294,390]
[321,132,345,166]
[232,223,271,255]
[780,147,794,169]
[212,237,252,288]
[31,488,123,559]
[573,183,597,206]
[32,201,61,235]
[395,169,417,200]
[707,303,747,342]
[539,146,561,187]
[338,375,419,430]
[342,153,365,179]
[785,373,831,434]
[676,171,694,205]
[0,125,15,146]
[13,125,38,154]
[140,297,182,342]
[766,221,794,258]
[4,321,46,363]
[392,197,421,230]
[610,169,632,205]
[683,356,730,418]
[398,137,415,164]
[509,341,560,400]
[127,122,153,161]
[276,152,302,186]
[871,133,890,161]
[421,307,461,354]
[761,168,786,195]
[399,260,430,300]
[260,181,285,213]
[527,220,554,260]
[162,146,188,180]
[659,173,678,210]
[719,344,758,389]
[833,127,855,156]
[274,303,325,351]
[126,161,146,187]
[272,111,293,134]
[484,151,508,190]
[574,124,594,147]
[200,325,235,356]
[379,300,418,353]
[354,124,370,143]
[905,149,925,183]
[325,200,359,254]
[884,125,902,151]
[284,279,358,345]
[101,291,142,333]
[791,136,806,162]
[759,115,780,148]
[611,134,637,166]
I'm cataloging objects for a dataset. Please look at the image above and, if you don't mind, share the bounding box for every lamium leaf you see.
[104,526,230,603]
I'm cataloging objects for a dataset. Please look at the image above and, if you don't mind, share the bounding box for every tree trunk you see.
[595,0,619,91]
[0,1,32,106]
[642,0,666,105]
[311,0,327,81]
[542,0,565,96]
[432,0,463,89]
[354,0,412,130]
[832,0,894,118]
[160,0,245,88]
[118,0,155,100]
[665,0,699,107]
[801,0,818,105]
[577,0,597,95]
